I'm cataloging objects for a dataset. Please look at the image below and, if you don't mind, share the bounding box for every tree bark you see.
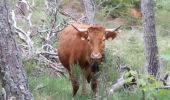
[45,0,58,16]
[82,0,95,25]
[141,0,160,78]
[0,0,33,100]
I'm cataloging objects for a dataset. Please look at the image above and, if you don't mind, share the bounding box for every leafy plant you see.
[23,59,38,75]
[160,48,170,61]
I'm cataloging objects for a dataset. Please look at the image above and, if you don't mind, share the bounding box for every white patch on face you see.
[103,36,105,41]
[81,37,85,40]
[87,36,90,40]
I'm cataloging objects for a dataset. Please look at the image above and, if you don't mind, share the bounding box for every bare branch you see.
[47,8,58,40]
[109,77,125,93]
[36,54,65,76]
[156,86,170,89]
[58,10,77,21]
[11,0,65,77]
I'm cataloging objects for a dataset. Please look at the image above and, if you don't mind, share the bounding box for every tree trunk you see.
[0,0,32,100]
[141,0,160,78]
[82,0,95,25]
[45,0,58,16]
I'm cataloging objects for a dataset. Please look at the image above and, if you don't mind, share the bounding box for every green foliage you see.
[124,70,137,83]
[137,74,170,100]
[156,10,170,37]
[111,90,143,100]
[72,64,82,82]
[29,75,94,100]
[101,44,119,82]
[110,29,144,70]
[29,76,72,100]
[28,0,44,9]
[155,0,170,11]
[160,48,170,61]
[32,10,48,26]
[95,0,141,25]
[138,75,160,91]
[156,90,170,100]
[23,59,38,75]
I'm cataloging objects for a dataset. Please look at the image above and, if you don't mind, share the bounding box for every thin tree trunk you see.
[0,0,32,100]
[82,0,95,25]
[141,0,160,78]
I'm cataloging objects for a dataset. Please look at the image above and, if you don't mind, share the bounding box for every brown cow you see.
[58,23,120,96]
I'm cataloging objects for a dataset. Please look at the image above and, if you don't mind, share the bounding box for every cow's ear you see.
[105,31,117,40]
[105,26,121,40]
[79,32,88,40]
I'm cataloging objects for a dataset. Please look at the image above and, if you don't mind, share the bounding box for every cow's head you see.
[72,24,120,60]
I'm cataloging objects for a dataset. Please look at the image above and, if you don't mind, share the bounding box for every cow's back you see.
[58,23,91,71]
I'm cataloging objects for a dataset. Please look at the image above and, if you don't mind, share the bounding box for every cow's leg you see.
[91,79,98,93]
[81,66,92,95]
[85,67,92,83]
[91,71,99,93]
[91,78,100,100]
[70,63,81,96]
[69,71,79,96]
[71,76,79,96]
[81,75,87,95]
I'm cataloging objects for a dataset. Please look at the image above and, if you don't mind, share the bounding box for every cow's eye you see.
[86,39,90,44]
[88,40,93,44]
[88,40,92,44]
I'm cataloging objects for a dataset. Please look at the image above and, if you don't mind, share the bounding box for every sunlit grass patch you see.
[29,75,72,100]
[29,75,94,100]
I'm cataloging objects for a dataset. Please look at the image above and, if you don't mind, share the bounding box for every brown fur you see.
[58,23,118,96]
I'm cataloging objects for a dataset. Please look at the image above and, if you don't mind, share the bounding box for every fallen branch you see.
[156,86,170,89]
[109,77,125,93]
[36,54,65,76]
[38,51,58,56]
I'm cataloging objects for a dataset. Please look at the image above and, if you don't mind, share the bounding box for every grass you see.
[110,90,143,100]
[29,75,71,100]
[110,28,144,69]
[29,75,93,100]
[23,59,38,75]
[29,75,143,100]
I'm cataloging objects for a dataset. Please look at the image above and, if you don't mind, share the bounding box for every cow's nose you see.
[91,52,102,59]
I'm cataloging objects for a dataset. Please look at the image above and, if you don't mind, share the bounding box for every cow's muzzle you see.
[90,52,102,60]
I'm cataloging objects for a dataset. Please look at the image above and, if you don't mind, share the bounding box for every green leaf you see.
[125,77,134,83]
[138,79,147,87]
[129,70,137,76]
